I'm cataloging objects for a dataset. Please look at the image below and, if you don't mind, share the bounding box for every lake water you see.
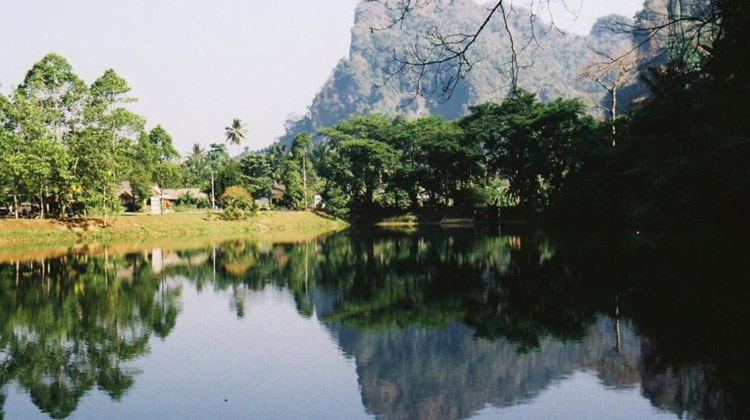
[0,227,747,420]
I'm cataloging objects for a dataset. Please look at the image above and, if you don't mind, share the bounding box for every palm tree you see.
[224,118,247,145]
[191,143,205,159]
[267,142,287,182]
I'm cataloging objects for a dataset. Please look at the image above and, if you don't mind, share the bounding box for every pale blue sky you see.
[1,0,643,153]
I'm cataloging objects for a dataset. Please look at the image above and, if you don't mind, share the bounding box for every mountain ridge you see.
[280,0,633,145]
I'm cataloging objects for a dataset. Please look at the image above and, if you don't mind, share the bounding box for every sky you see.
[1,0,644,154]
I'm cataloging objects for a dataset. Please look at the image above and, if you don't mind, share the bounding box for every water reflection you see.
[0,227,748,419]
[0,252,181,419]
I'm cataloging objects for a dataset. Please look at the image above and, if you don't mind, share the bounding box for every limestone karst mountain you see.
[280,0,636,144]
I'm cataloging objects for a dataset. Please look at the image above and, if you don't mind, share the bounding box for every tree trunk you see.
[302,156,308,210]
[13,186,19,219]
[614,293,621,352]
[39,185,45,220]
[611,86,618,147]
[410,190,419,209]
[365,186,374,208]
[59,195,65,219]
[103,184,108,227]
[44,186,50,218]
[211,171,215,210]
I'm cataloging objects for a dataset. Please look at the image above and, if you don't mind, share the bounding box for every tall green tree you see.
[182,143,210,189]
[238,152,273,198]
[283,132,314,209]
[0,94,26,218]
[319,115,401,208]
[16,54,88,218]
[84,69,144,224]
[148,125,181,214]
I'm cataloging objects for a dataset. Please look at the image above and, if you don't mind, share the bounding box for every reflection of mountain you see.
[326,317,640,420]
[305,229,748,420]
[1,228,748,419]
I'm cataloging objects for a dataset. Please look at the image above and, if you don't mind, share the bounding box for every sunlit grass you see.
[0,211,348,252]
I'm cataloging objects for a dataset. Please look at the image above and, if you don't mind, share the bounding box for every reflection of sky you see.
[1,281,679,420]
[473,371,678,420]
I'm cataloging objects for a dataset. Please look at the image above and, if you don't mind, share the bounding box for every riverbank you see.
[0,211,347,249]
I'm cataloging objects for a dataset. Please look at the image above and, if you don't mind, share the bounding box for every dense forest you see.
[2,0,748,227]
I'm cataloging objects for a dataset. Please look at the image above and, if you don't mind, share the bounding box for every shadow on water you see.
[0,227,748,419]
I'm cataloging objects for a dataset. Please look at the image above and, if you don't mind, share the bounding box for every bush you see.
[220,207,250,221]
[219,186,258,220]
[174,192,210,210]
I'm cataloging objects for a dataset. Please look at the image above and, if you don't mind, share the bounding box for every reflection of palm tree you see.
[224,118,247,145]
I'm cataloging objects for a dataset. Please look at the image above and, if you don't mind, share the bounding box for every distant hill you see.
[280,0,635,145]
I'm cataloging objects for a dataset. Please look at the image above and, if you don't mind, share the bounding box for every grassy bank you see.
[0,211,347,249]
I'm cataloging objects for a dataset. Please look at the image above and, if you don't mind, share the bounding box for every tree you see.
[581,46,638,145]
[461,89,593,210]
[219,185,257,220]
[318,114,401,209]
[0,94,26,218]
[148,125,181,214]
[224,118,246,145]
[182,143,208,188]
[405,117,480,206]
[16,54,88,218]
[238,152,273,198]
[266,142,288,182]
[286,132,314,209]
[86,69,144,224]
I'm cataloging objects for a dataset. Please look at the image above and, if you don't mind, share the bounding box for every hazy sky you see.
[1,0,643,154]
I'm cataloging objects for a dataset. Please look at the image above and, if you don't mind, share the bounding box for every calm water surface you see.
[0,227,747,419]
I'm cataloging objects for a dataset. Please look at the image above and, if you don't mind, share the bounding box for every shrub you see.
[174,192,210,210]
[220,186,258,220]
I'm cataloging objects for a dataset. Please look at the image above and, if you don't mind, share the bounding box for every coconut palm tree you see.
[191,143,205,159]
[224,118,247,145]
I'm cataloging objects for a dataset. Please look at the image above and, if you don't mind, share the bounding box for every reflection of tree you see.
[0,252,181,418]
[309,228,747,420]
[3,228,746,419]
[313,230,600,351]
[163,228,746,420]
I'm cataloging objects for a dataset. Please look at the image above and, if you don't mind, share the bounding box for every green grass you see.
[0,211,348,249]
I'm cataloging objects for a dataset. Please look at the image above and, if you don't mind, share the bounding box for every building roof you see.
[157,188,208,201]
[118,182,208,201]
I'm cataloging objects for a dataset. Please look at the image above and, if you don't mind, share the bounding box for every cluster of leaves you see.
[172,192,211,210]
[312,91,593,216]
[0,54,181,220]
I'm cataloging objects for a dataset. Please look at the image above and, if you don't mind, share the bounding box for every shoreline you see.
[0,211,348,250]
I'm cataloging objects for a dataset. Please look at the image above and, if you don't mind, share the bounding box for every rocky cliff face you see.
[280,0,634,144]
